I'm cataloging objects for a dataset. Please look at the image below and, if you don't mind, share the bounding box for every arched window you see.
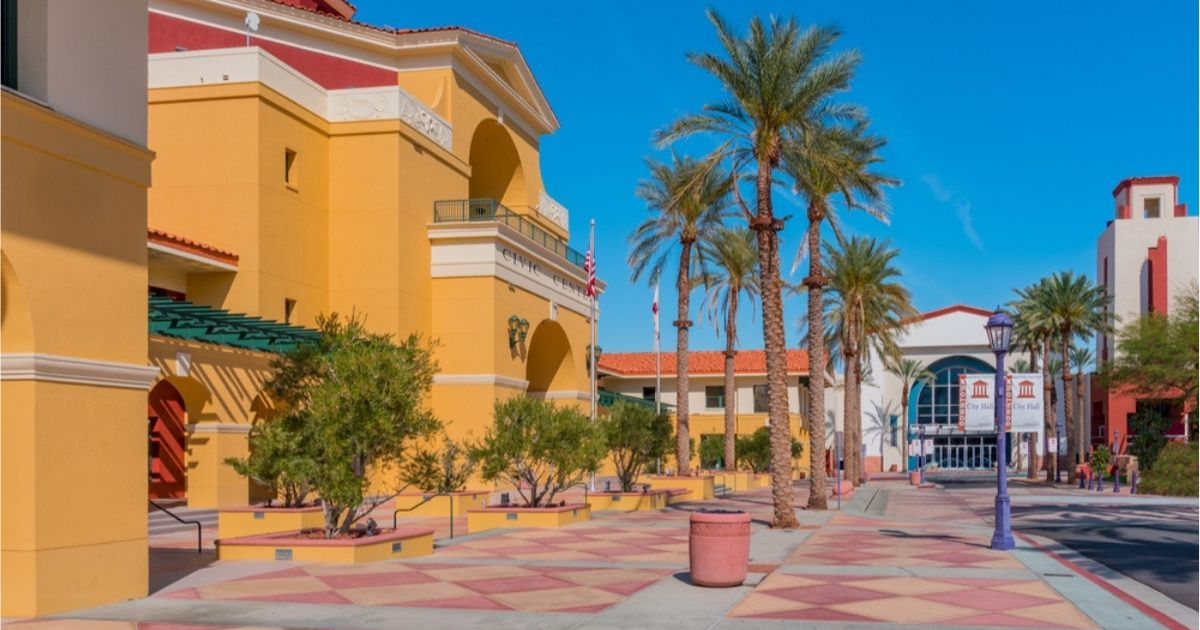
[914,356,994,427]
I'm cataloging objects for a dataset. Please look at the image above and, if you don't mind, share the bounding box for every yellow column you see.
[185,424,251,509]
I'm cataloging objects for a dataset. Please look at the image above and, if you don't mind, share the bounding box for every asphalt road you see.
[929,471,1199,610]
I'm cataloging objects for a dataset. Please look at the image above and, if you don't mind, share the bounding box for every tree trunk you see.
[1061,329,1076,483]
[804,206,828,510]
[1042,340,1056,483]
[842,353,860,486]
[1076,369,1086,466]
[753,160,799,527]
[723,296,738,472]
[675,241,693,475]
[853,357,866,484]
[900,387,910,472]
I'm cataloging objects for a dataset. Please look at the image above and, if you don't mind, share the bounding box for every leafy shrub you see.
[1089,445,1111,475]
[472,397,606,507]
[736,427,803,473]
[603,401,673,491]
[399,435,477,493]
[700,434,725,470]
[1128,408,1170,471]
[1139,441,1199,497]
[225,414,316,508]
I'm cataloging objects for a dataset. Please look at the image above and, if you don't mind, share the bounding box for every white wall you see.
[14,0,148,144]
[600,373,804,415]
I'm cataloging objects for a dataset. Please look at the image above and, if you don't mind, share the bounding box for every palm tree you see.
[656,11,867,521]
[701,227,760,473]
[1010,281,1058,482]
[629,154,732,475]
[890,358,932,472]
[1070,345,1094,468]
[1038,271,1112,482]
[824,237,916,484]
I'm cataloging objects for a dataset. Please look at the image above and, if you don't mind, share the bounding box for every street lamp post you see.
[986,309,1016,551]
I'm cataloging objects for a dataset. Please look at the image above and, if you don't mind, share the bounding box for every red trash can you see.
[689,509,751,587]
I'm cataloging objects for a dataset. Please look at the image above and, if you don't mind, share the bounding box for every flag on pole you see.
[652,283,659,334]
[584,248,597,299]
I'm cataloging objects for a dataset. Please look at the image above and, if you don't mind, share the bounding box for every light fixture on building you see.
[175,351,192,377]
[507,315,529,348]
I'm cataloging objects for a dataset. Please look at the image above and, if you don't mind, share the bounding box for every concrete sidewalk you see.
[9,482,1192,630]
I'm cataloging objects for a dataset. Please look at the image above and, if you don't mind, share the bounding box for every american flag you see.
[584,247,596,298]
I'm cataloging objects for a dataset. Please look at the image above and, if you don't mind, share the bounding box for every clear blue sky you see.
[359,1,1198,353]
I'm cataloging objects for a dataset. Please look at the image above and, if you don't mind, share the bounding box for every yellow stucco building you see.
[2,0,600,616]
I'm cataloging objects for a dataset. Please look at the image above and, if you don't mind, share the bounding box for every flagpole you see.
[588,219,597,492]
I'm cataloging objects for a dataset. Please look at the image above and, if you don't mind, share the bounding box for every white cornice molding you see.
[535,390,590,402]
[433,374,528,389]
[1,353,161,389]
[186,422,253,434]
[148,241,238,272]
[428,223,605,317]
[150,0,557,136]
[149,47,452,150]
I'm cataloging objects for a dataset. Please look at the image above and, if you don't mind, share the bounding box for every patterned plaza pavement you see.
[9,480,1188,629]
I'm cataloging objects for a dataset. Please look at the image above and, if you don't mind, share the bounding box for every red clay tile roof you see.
[148,228,239,266]
[599,349,809,377]
[1112,176,1179,197]
[264,0,519,47]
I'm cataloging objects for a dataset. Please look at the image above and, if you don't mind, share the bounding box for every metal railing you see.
[149,499,203,553]
[598,389,673,412]
[393,494,456,539]
[433,199,586,269]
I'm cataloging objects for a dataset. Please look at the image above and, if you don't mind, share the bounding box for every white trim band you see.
[433,373,528,389]
[532,390,590,402]
[186,422,253,434]
[0,353,161,389]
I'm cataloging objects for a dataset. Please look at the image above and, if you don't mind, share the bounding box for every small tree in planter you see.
[268,313,440,538]
[1090,445,1112,480]
[472,397,606,507]
[225,413,316,507]
[736,427,803,473]
[603,400,674,491]
[399,434,477,493]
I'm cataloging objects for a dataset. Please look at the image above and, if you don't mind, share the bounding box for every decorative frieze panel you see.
[537,191,569,231]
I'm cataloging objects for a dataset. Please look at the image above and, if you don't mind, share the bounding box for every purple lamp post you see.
[986,309,1015,551]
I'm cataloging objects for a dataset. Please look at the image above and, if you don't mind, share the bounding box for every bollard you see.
[1131,470,1138,495]
[1112,468,1121,493]
[1096,475,1104,492]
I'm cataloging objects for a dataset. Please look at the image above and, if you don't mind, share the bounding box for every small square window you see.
[284,298,297,324]
[284,148,298,190]
[642,386,656,401]
[705,386,724,409]
[1144,197,1161,218]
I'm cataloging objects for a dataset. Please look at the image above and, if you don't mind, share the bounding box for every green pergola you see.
[149,295,321,353]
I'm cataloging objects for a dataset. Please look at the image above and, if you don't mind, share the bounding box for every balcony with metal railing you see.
[432,199,585,269]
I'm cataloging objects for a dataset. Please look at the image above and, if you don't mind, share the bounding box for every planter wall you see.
[586,491,668,512]
[643,475,715,501]
[466,503,590,534]
[218,506,324,539]
[392,491,490,517]
[218,526,434,563]
[752,473,771,489]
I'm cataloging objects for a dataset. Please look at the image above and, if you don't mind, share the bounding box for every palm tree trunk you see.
[804,206,828,511]
[675,241,693,475]
[853,358,866,484]
[1061,330,1076,484]
[1027,350,1037,479]
[900,386,910,472]
[754,161,799,527]
[1076,368,1086,467]
[842,353,857,486]
[1041,340,1055,483]
[723,295,738,472]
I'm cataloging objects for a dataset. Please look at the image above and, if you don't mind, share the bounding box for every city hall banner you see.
[957,374,1044,432]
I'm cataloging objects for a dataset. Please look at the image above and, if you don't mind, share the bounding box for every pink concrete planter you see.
[909,471,921,485]
[829,480,854,496]
[688,509,750,587]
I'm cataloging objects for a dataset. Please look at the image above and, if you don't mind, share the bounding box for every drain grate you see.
[1042,572,1075,578]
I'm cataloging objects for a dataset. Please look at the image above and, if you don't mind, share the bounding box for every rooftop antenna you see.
[244,11,260,47]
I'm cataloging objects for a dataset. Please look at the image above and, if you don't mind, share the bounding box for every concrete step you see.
[148,506,217,536]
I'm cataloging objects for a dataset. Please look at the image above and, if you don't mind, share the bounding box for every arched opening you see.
[911,355,997,470]
[468,119,527,209]
[524,320,576,395]
[148,380,188,499]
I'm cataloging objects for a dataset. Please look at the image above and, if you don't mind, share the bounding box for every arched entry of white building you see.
[910,355,1002,471]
